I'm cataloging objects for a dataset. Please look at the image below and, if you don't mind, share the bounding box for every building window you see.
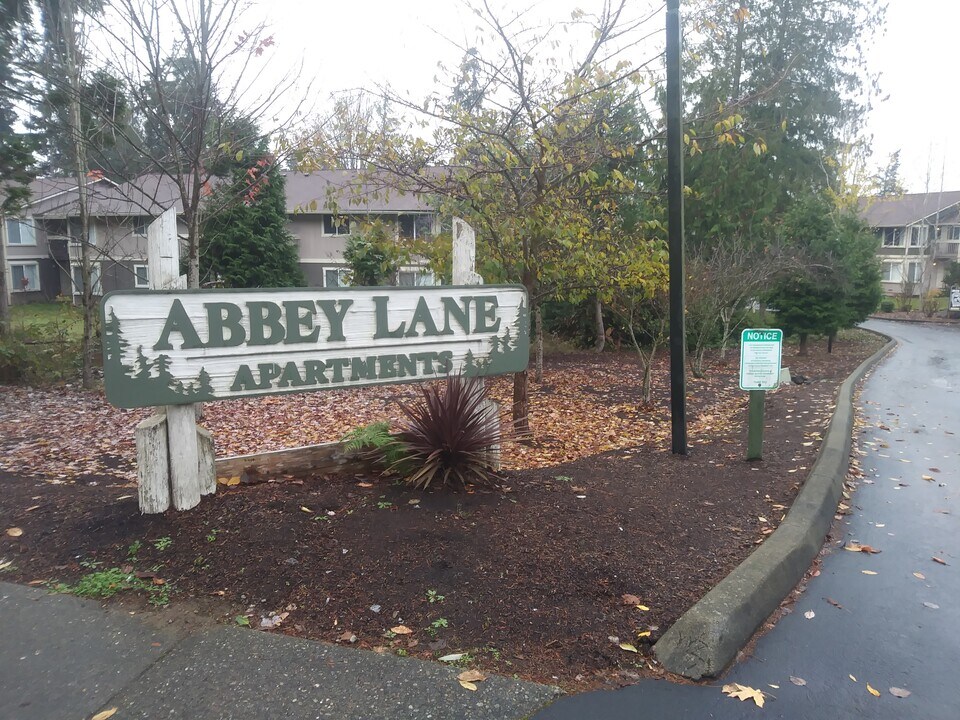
[881,228,903,247]
[5,217,36,246]
[323,215,350,236]
[949,226,960,241]
[71,263,103,295]
[324,267,350,287]
[397,269,437,287]
[398,214,434,239]
[929,225,940,242]
[910,226,922,246]
[881,261,903,283]
[133,217,149,236]
[10,262,40,292]
[906,261,922,283]
[133,263,149,288]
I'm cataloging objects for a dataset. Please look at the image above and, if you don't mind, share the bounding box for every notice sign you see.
[739,328,783,391]
[101,286,529,409]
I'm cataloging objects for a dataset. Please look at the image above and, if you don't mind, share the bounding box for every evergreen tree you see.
[343,220,404,286]
[0,0,37,213]
[134,346,152,380]
[876,150,905,197]
[102,309,132,374]
[195,368,215,399]
[154,354,174,386]
[199,155,306,288]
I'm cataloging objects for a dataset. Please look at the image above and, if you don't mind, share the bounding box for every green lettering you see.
[373,296,405,338]
[153,299,203,351]
[277,361,307,388]
[378,354,398,379]
[397,353,417,377]
[316,299,353,341]
[405,296,440,337]
[437,351,453,374]
[230,364,258,392]
[417,352,436,375]
[440,296,472,335]
[328,357,350,383]
[206,302,246,347]
[283,300,321,344]
[247,301,285,346]
[474,296,501,333]
[303,360,329,385]
[257,363,282,389]
[350,356,378,381]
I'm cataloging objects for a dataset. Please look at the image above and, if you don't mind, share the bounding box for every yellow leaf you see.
[390,625,413,635]
[636,631,651,638]
[722,683,765,708]
[849,674,857,682]
[91,710,118,720]
[619,642,638,653]
[300,506,313,513]
[5,527,23,537]
[235,149,244,162]
[635,604,650,611]
[458,669,487,683]
[459,680,478,691]
[862,570,878,575]
[867,684,880,697]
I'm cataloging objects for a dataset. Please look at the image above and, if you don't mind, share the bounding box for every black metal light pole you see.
[665,0,688,455]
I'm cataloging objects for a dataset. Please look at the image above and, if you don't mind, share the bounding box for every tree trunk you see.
[534,302,543,383]
[798,333,809,357]
[718,308,732,361]
[827,331,835,354]
[0,230,9,336]
[188,211,200,288]
[62,0,96,389]
[593,296,605,353]
[512,369,530,436]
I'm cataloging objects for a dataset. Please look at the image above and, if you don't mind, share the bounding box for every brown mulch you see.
[0,331,883,690]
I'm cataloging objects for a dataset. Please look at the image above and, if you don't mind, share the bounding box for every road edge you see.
[652,330,897,680]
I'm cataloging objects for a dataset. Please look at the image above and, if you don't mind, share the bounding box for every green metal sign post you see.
[739,328,783,460]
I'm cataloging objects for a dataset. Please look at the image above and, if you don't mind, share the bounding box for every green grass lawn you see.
[8,301,86,340]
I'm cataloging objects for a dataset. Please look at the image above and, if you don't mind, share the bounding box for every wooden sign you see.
[101,286,529,409]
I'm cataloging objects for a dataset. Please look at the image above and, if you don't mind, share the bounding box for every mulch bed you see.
[0,331,883,690]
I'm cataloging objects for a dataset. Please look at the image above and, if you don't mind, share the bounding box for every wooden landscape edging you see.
[653,329,897,679]
[214,440,374,479]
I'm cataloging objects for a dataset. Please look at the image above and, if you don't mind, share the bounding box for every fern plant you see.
[341,422,409,474]
[395,374,501,490]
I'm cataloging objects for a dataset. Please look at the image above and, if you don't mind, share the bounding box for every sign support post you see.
[739,328,783,461]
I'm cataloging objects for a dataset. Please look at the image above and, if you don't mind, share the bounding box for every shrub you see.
[921,290,941,318]
[341,421,409,473]
[395,375,501,490]
[879,299,895,313]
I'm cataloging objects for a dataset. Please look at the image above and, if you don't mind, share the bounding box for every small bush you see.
[396,375,501,490]
[921,290,941,318]
[341,421,409,473]
[879,299,895,313]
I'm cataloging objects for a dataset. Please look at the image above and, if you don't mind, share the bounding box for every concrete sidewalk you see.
[0,582,559,720]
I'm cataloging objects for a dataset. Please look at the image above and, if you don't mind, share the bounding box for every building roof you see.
[859,191,960,227]
[7,169,435,219]
[282,170,435,214]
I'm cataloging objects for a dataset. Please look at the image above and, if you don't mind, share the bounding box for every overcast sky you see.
[259,0,959,194]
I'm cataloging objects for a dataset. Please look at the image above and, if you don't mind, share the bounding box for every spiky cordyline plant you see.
[395,374,501,490]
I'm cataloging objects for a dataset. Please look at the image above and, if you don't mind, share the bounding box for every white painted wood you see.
[168,404,201,510]
[102,286,528,407]
[453,218,501,471]
[147,207,181,290]
[197,425,216,496]
[136,413,170,513]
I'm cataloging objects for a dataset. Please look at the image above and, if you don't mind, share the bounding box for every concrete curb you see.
[867,315,960,325]
[652,331,897,680]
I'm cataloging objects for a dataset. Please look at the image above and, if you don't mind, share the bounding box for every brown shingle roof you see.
[282,170,435,214]
[859,191,960,227]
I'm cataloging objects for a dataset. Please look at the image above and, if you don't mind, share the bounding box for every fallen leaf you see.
[390,625,413,635]
[635,631,651,639]
[932,557,948,566]
[849,674,857,682]
[357,482,374,488]
[804,610,816,619]
[790,676,807,686]
[619,642,638,653]
[151,577,166,585]
[300,506,313,513]
[25,505,40,512]
[889,687,911,698]
[635,604,650,611]
[867,684,880,697]
[826,597,844,609]
[91,710,118,720]
[844,543,881,554]
[862,570,878,576]
[922,475,934,481]
[722,683,765,708]
[923,602,940,610]
[459,680,478,691]
[913,572,925,580]
[458,669,487,683]
[439,653,465,662]
[5,527,23,537]
[621,593,642,605]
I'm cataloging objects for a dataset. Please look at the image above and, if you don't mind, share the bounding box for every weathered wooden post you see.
[453,218,501,470]
[135,208,214,513]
